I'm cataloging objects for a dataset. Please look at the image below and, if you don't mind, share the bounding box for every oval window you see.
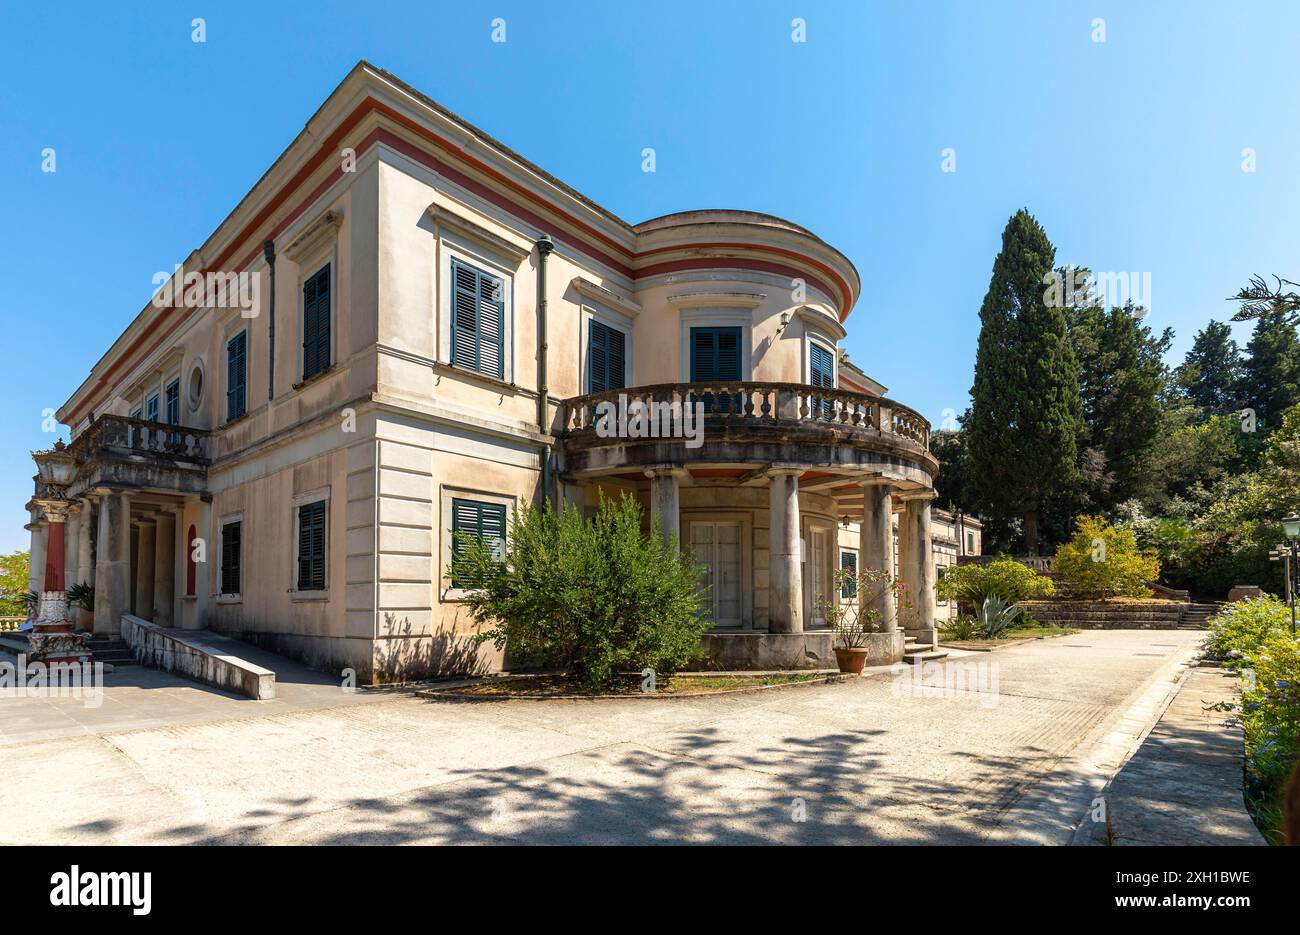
[187,362,204,412]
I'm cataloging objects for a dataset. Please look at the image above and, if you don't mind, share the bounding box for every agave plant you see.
[977,595,1024,639]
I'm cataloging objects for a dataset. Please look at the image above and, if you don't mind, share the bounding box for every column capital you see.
[767,464,803,478]
[898,489,938,503]
[643,465,689,480]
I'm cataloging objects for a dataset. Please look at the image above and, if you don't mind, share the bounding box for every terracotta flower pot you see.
[78,607,93,631]
[834,647,869,675]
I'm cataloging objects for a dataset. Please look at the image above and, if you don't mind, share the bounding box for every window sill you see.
[292,365,335,392]
[440,586,483,604]
[433,360,518,394]
[290,590,329,602]
[216,594,242,605]
[222,411,251,430]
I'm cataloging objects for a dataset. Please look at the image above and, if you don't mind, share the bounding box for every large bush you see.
[1207,597,1299,843]
[1053,515,1160,598]
[449,494,711,690]
[935,556,1055,606]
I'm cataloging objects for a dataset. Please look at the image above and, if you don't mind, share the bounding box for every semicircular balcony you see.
[557,380,937,506]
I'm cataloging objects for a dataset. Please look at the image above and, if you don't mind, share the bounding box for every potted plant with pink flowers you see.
[818,566,911,674]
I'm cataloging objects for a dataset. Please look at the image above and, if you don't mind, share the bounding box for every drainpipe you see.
[263,240,276,400]
[535,235,555,505]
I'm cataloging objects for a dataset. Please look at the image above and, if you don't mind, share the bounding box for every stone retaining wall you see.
[1019,600,1190,630]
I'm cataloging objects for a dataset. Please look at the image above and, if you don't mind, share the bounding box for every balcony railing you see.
[69,414,212,464]
[559,381,930,449]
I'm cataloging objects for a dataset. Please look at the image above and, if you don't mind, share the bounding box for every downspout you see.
[535,235,555,505]
[263,240,277,400]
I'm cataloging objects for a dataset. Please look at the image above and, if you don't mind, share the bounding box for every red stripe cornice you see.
[67,94,858,424]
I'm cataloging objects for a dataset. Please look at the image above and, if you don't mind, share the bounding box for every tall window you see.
[296,500,327,591]
[302,264,331,380]
[450,259,505,379]
[220,520,242,595]
[587,320,626,394]
[226,331,247,421]
[185,524,197,596]
[450,498,506,588]
[840,550,858,599]
[689,326,742,412]
[810,342,836,419]
[145,392,160,422]
[164,379,180,424]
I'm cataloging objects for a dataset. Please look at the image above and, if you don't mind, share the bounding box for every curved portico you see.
[557,381,939,662]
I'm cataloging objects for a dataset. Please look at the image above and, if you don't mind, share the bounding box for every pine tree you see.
[1178,320,1242,414]
[1240,303,1300,432]
[967,210,1083,554]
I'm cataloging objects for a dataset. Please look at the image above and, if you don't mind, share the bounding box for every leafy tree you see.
[449,494,710,690]
[935,556,1055,606]
[1053,515,1160,598]
[1239,304,1300,434]
[0,550,30,617]
[930,426,974,517]
[1177,319,1243,414]
[967,210,1083,554]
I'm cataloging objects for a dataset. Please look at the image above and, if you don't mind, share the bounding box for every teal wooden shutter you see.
[297,501,326,590]
[165,380,180,424]
[226,331,247,420]
[587,320,626,394]
[145,393,159,422]
[221,521,242,594]
[451,499,507,587]
[302,265,331,379]
[810,342,836,419]
[451,260,505,378]
[690,327,742,411]
[840,550,858,598]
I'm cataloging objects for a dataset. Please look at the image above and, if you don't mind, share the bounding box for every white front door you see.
[690,521,742,627]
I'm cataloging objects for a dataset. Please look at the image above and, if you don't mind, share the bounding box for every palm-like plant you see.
[818,566,911,649]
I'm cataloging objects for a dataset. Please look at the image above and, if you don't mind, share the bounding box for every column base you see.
[905,626,939,648]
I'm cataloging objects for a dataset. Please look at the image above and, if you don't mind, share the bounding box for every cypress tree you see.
[967,210,1083,554]
[1178,319,1242,414]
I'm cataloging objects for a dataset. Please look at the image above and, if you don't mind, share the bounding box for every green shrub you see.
[1053,515,1160,598]
[1206,597,1299,844]
[449,493,711,690]
[940,615,982,641]
[935,557,1055,606]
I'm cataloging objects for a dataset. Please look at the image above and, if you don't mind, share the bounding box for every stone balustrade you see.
[558,381,930,450]
[70,414,210,463]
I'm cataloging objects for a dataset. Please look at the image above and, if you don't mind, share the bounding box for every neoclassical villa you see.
[24,62,978,681]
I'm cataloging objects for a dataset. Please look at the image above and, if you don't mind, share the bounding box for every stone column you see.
[193,498,212,630]
[135,519,156,622]
[644,466,684,548]
[94,491,131,635]
[77,497,94,586]
[26,514,47,605]
[768,468,803,634]
[902,495,937,644]
[152,511,176,626]
[35,501,72,624]
[859,480,896,630]
[65,508,80,596]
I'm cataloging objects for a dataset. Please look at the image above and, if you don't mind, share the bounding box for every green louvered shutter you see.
[302,264,331,380]
[690,326,741,412]
[451,260,505,378]
[221,521,242,594]
[226,331,247,421]
[840,550,858,599]
[810,342,836,419]
[587,320,626,394]
[297,500,327,591]
[451,499,507,588]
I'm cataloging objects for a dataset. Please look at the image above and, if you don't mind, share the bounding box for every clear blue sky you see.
[2,0,1297,553]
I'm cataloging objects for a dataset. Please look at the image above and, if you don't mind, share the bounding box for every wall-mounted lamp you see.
[776,311,791,335]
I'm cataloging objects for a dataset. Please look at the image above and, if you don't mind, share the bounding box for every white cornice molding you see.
[666,291,767,310]
[796,304,846,340]
[571,277,641,317]
[427,201,533,262]
[283,209,344,263]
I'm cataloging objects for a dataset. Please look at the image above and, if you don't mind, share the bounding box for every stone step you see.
[903,650,948,664]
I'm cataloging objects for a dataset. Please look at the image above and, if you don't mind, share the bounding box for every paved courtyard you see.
[0,630,1207,845]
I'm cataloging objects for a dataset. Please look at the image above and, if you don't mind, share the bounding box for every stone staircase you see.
[903,632,947,665]
[1177,603,1221,630]
[86,635,135,664]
